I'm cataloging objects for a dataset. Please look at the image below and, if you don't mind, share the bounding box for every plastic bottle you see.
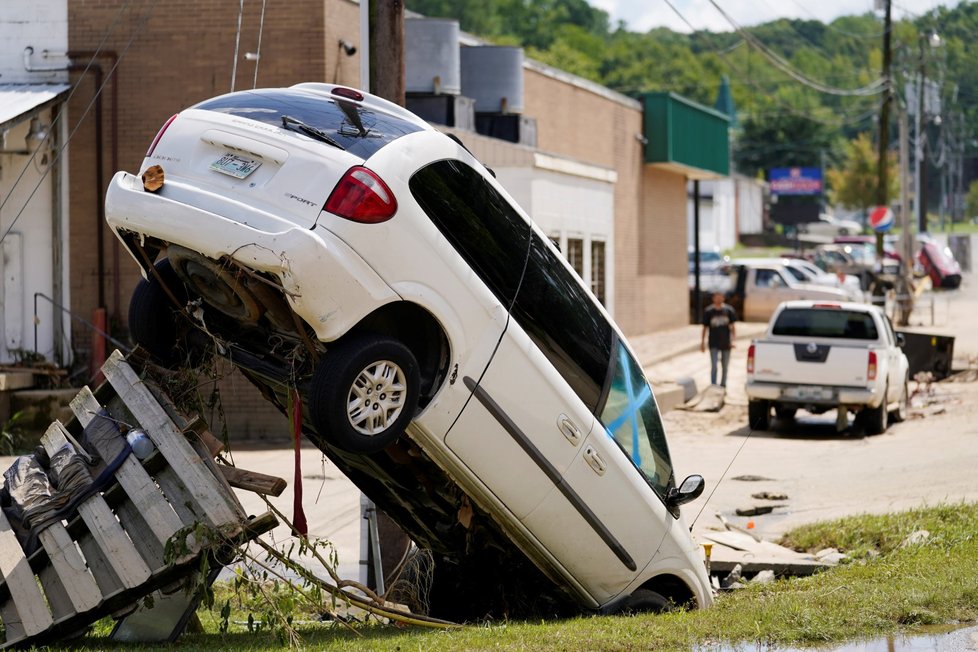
[126,428,156,460]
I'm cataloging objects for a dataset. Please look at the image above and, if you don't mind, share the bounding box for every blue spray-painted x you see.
[605,347,651,467]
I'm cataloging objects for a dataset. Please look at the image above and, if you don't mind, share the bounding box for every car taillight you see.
[146,114,178,157]
[324,166,397,223]
[867,350,877,381]
[747,344,755,374]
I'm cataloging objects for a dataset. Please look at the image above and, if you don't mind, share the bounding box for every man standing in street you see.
[701,292,737,388]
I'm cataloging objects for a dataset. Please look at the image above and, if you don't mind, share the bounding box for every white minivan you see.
[105,83,712,617]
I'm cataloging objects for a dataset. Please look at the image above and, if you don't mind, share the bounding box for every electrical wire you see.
[231,0,244,92]
[706,0,889,97]
[252,0,267,89]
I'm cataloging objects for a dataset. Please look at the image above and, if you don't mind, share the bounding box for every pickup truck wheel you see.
[775,406,797,421]
[890,380,909,423]
[310,334,420,454]
[748,400,771,431]
[129,258,209,368]
[862,386,889,435]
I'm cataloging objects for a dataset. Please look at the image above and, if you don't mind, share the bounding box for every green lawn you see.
[67,503,978,651]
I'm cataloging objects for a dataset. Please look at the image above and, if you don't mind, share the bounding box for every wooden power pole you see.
[368,0,405,107]
[876,0,893,259]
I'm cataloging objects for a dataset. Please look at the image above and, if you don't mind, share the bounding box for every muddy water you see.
[701,623,978,651]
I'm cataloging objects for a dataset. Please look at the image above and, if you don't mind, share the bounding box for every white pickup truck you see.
[745,300,910,434]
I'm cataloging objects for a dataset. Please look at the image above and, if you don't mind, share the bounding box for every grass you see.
[66,503,978,650]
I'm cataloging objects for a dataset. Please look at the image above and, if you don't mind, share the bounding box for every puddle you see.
[699,623,978,651]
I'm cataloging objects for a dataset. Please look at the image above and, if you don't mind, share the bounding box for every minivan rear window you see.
[772,308,879,340]
[194,89,423,159]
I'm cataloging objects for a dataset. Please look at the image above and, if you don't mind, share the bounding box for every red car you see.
[918,242,962,289]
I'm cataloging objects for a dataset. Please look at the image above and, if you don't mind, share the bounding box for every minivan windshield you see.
[598,341,673,500]
[194,89,423,159]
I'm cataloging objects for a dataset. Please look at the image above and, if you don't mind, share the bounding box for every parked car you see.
[746,300,910,434]
[688,247,731,290]
[104,83,712,617]
[726,260,852,322]
[797,214,862,238]
[772,257,862,301]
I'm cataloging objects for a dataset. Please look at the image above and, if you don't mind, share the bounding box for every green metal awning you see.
[641,92,730,179]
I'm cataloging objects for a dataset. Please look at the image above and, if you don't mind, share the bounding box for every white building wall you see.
[0,0,69,84]
[688,175,765,251]
[0,0,69,364]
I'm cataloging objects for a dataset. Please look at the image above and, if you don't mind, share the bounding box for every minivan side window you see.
[410,159,613,412]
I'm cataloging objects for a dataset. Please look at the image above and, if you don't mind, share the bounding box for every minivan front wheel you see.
[616,588,670,615]
[310,334,420,454]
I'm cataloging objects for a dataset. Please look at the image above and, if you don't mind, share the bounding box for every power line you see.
[706,0,889,97]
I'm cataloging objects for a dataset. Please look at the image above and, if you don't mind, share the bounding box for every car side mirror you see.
[666,474,705,509]
[896,333,906,348]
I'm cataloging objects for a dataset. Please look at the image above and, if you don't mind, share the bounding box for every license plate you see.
[785,386,833,401]
[210,153,261,179]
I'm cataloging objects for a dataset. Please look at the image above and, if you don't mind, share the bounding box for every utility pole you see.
[875,0,892,260]
[368,0,405,106]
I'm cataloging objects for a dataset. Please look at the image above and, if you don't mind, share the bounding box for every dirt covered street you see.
[656,272,978,542]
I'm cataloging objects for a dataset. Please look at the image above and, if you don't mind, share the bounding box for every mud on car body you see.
[105,83,712,619]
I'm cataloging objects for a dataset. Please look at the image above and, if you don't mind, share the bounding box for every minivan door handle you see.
[557,414,582,446]
[583,446,606,476]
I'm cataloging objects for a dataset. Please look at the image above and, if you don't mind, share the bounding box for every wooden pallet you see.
[0,350,279,647]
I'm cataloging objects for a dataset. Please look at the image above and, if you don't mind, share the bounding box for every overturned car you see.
[105,83,712,619]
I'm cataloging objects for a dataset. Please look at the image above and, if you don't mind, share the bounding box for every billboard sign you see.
[769,167,823,196]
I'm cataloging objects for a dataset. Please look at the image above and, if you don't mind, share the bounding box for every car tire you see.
[129,258,208,368]
[775,406,797,422]
[748,399,770,431]
[837,227,850,236]
[861,385,889,435]
[890,379,909,423]
[616,588,671,615]
[310,333,420,454]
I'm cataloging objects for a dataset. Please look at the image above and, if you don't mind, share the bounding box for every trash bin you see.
[897,331,955,380]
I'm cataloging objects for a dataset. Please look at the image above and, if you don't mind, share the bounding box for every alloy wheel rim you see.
[347,359,407,436]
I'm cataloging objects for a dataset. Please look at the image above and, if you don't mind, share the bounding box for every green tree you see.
[825,132,898,211]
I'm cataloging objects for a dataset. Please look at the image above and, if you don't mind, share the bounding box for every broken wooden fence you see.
[0,350,280,647]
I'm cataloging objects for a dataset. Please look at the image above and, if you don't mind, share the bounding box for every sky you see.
[590,0,963,33]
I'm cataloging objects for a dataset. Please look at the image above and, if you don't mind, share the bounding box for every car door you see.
[521,338,673,604]
[445,231,609,521]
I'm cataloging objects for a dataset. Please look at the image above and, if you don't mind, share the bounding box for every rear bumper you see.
[104,171,399,342]
[746,380,883,408]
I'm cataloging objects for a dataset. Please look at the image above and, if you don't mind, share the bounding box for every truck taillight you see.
[867,350,877,381]
[146,114,178,157]
[747,344,755,374]
[324,166,397,223]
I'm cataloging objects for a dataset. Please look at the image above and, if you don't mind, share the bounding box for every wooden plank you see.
[41,422,152,590]
[70,387,187,555]
[219,466,287,496]
[101,352,243,527]
[36,525,101,614]
[0,509,53,641]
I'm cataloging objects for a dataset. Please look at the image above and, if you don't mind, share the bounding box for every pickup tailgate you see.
[753,339,872,386]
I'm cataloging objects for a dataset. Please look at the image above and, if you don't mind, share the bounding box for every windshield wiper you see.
[281,115,344,150]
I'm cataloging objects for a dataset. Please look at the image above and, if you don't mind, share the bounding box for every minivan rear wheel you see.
[129,258,209,368]
[310,334,420,454]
